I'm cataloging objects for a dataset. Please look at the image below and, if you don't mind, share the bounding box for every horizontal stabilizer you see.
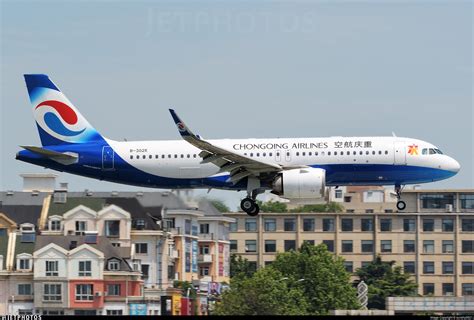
[20,146,78,165]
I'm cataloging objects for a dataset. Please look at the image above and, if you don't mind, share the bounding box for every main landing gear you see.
[241,197,259,216]
[395,184,406,211]
[241,177,264,216]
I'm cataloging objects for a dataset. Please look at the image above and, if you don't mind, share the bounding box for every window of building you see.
[344,261,353,273]
[199,245,210,255]
[18,284,32,295]
[105,220,120,237]
[346,210,355,213]
[50,220,61,231]
[21,232,35,243]
[361,240,373,253]
[361,218,374,231]
[421,194,455,209]
[423,283,435,295]
[135,243,148,254]
[248,262,257,274]
[462,240,474,253]
[462,283,474,296]
[341,219,353,232]
[442,261,454,274]
[462,262,474,274]
[322,240,334,252]
[462,219,474,232]
[46,261,59,276]
[403,219,416,232]
[303,240,315,246]
[108,260,120,271]
[245,240,257,253]
[303,218,315,232]
[423,240,435,253]
[404,261,415,274]
[264,218,276,232]
[381,240,392,253]
[442,219,454,232]
[284,240,296,252]
[265,261,273,266]
[442,240,454,253]
[245,219,257,232]
[361,261,371,268]
[380,219,392,232]
[230,240,237,252]
[141,264,150,279]
[341,240,353,253]
[200,266,210,276]
[43,284,62,301]
[323,218,335,232]
[76,284,93,301]
[265,240,276,253]
[284,219,296,232]
[404,240,415,253]
[19,258,30,270]
[78,261,92,277]
[423,219,435,232]
[423,261,435,274]
[460,194,474,209]
[42,310,64,315]
[132,259,141,272]
[199,224,210,234]
[75,221,87,235]
[229,221,237,232]
[442,283,454,296]
[344,196,351,203]
[335,189,343,199]
[107,284,121,296]
[106,310,123,315]
[18,310,33,315]
[384,209,393,213]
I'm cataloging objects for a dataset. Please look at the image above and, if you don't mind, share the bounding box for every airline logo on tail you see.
[24,74,106,146]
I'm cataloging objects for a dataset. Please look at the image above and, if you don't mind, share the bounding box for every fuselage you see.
[17,136,460,190]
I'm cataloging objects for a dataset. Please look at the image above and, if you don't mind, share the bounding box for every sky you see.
[1,0,472,210]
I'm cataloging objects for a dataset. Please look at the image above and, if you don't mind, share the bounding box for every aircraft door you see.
[102,146,115,170]
[285,150,292,162]
[275,150,282,163]
[393,141,407,165]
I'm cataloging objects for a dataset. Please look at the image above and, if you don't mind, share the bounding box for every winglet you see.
[169,109,197,138]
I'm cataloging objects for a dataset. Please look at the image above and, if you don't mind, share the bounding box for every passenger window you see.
[162,155,165,159]
[372,151,376,155]
[353,151,356,155]
[193,154,197,158]
[256,153,260,157]
[328,152,331,156]
[155,155,159,159]
[263,152,266,157]
[174,154,178,158]
[130,155,133,159]
[315,152,318,156]
[308,152,312,156]
[269,152,273,157]
[168,154,171,158]
[359,151,363,155]
[296,152,300,156]
[385,151,388,155]
[187,154,190,158]
[302,152,306,156]
[366,151,369,155]
[347,151,350,155]
[287,152,290,156]
[378,151,382,155]
[181,154,184,158]
[276,152,280,156]
[250,153,254,157]
[142,155,146,159]
[334,151,337,156]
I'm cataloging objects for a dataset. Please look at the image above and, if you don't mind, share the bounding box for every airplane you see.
[16,74,461,216]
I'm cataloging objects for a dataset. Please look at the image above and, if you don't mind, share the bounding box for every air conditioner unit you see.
[95,292,102,297]
[446,204,453,212]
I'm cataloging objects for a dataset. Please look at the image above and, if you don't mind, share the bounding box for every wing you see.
[169,109,283,184]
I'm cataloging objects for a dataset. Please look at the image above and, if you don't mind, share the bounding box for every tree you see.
[230,254,255,278]
[290,202,344,213]
[209,199,231,213]
[214,267,310,315]
[356,255,418,309]
[270,242,360,314]
[256,200,288,213]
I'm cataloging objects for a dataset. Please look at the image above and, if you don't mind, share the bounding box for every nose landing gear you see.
[395,184,406,211]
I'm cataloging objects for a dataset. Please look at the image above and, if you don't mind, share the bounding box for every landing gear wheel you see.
[396,201,406,211]
[241,198,259,216]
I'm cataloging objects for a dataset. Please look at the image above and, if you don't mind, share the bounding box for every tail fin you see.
[24,74,106,146]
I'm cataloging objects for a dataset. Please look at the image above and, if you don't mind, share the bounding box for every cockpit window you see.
[435,149,443,154]
[429,148,436,155]
[422,148,428,155]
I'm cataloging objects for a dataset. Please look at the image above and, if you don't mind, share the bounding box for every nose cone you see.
[447,157,461,173]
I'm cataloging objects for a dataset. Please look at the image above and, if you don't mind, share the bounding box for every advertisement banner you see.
[192,239,198,273]
[129,303,147,316]
[185,238,191,272]
[208,282,222,295]
[223,243,230,277]
[218,243,224,276]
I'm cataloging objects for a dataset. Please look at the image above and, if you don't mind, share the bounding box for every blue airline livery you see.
[16,74,461,215]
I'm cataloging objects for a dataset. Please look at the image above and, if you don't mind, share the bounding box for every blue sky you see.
[1,1,472,209]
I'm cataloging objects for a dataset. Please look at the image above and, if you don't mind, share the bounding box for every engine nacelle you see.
[271,168,326,199]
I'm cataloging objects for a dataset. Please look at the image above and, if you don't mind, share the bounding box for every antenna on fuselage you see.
[392,132,397,137]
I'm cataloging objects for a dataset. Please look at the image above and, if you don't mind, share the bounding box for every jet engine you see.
[271,168,326,199]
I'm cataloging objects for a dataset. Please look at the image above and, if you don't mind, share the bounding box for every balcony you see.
[169,249,179,259]
[198,254,213,263]
[199,233,214,241]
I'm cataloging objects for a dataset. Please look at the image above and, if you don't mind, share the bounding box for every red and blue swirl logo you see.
[35,100,85,136]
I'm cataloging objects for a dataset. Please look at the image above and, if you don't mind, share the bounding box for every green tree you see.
[173,280,197,299]
[290,202,344,213]
[230,254,255,278]
[256,200,288,213]
[209,199,231,213]
[356,255,418,309]
[214,267,310,315]
[270,242,360,314]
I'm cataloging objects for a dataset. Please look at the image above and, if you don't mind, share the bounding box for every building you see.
[226,187,474,300]
[0,176,233,315]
